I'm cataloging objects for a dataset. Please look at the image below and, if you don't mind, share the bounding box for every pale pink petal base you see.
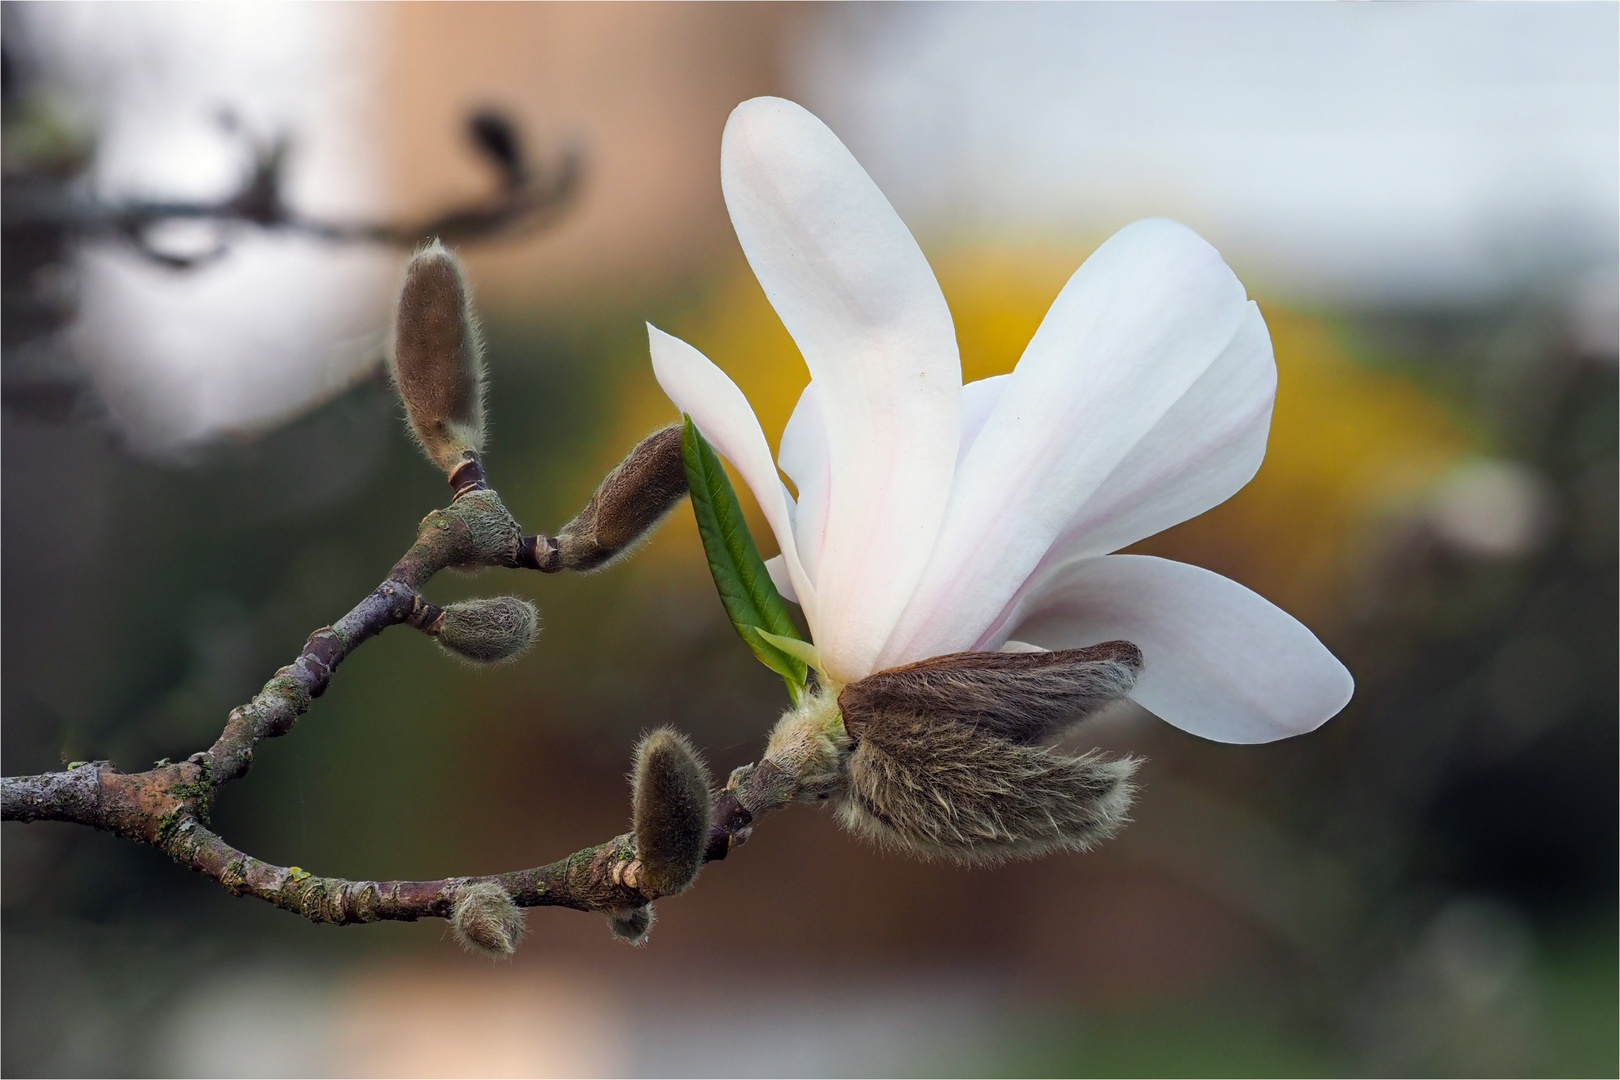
[724,96,961,683]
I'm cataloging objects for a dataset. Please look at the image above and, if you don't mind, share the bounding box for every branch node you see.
[516,534,562,572]
[449,457,489,498]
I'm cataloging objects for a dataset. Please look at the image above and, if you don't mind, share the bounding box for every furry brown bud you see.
[835,643,1144,863]
[839,641,1143,744]
[391,241,486,474]
[450,881,525,955]
[606,904,654,945]
[434,596,539,663]
[554,425,688,571]
[630,728,712,896]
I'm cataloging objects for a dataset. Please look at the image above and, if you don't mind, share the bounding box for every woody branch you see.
[0,426,826,951]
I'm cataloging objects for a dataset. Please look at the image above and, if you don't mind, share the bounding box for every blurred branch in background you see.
[2,34,578,430]
[2,100,580,272]
[1,4,593,455]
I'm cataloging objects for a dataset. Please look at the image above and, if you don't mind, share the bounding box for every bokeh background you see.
[3,3,1615,1076]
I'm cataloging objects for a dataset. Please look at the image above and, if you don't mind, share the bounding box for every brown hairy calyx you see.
[833,642,1145,863]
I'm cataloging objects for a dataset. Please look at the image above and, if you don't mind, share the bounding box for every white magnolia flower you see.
[650,97,1352,744]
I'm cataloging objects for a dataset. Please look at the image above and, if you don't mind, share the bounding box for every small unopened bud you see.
[606,903,654,945]
[554,425,688,571]
[451,881,525,955]
[391,241,486,475]
[631,728,712,896]
[434,596,539,664]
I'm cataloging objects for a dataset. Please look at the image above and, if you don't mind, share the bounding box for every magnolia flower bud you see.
[391,241,486,475]
[434,596,539,664]
[839,640,1143,744]
[630,727,712,896]
[606,903,654,945]
[553,425,688,571]
[451,881,525,955]
[835,642,1144,863]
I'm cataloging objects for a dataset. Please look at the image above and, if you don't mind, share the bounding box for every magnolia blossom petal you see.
[764,554,798,604]
[1003,555,1354,744]
[958,374,1009,467]
[973,302,1276,648]
[1052,301,1275,559]
[879,219,1251,668]
[647,324,815,615]
[723,96,961,681]
[778,381,832,584]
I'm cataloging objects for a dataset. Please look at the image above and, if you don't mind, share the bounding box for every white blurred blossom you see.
[19,2,395,454]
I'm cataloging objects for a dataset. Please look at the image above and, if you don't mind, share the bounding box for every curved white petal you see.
[778,381,832,585]
[647,324,815,618]
[723,96,961,682]
[1054,301,1275,559]
[958,374,1009,467]
[878,219,1250,669]
[1003,555,1354,744]
[973,302,1276,648]
[764,554,799,605]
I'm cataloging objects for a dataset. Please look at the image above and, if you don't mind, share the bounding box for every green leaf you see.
[748,628,823,675]
[681,415,808,704]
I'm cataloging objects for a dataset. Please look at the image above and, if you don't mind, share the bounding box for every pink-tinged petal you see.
[879,219,1250,669]
[958,374,1009,467]
[764,554,799,605]
[973,302,1275,648]
[1003,555,1354,744]
[647,324,816,617]
[724,97,961,682]
[778,381,831,585]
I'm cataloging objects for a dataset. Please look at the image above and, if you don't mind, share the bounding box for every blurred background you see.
[2,3,1615,1076]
